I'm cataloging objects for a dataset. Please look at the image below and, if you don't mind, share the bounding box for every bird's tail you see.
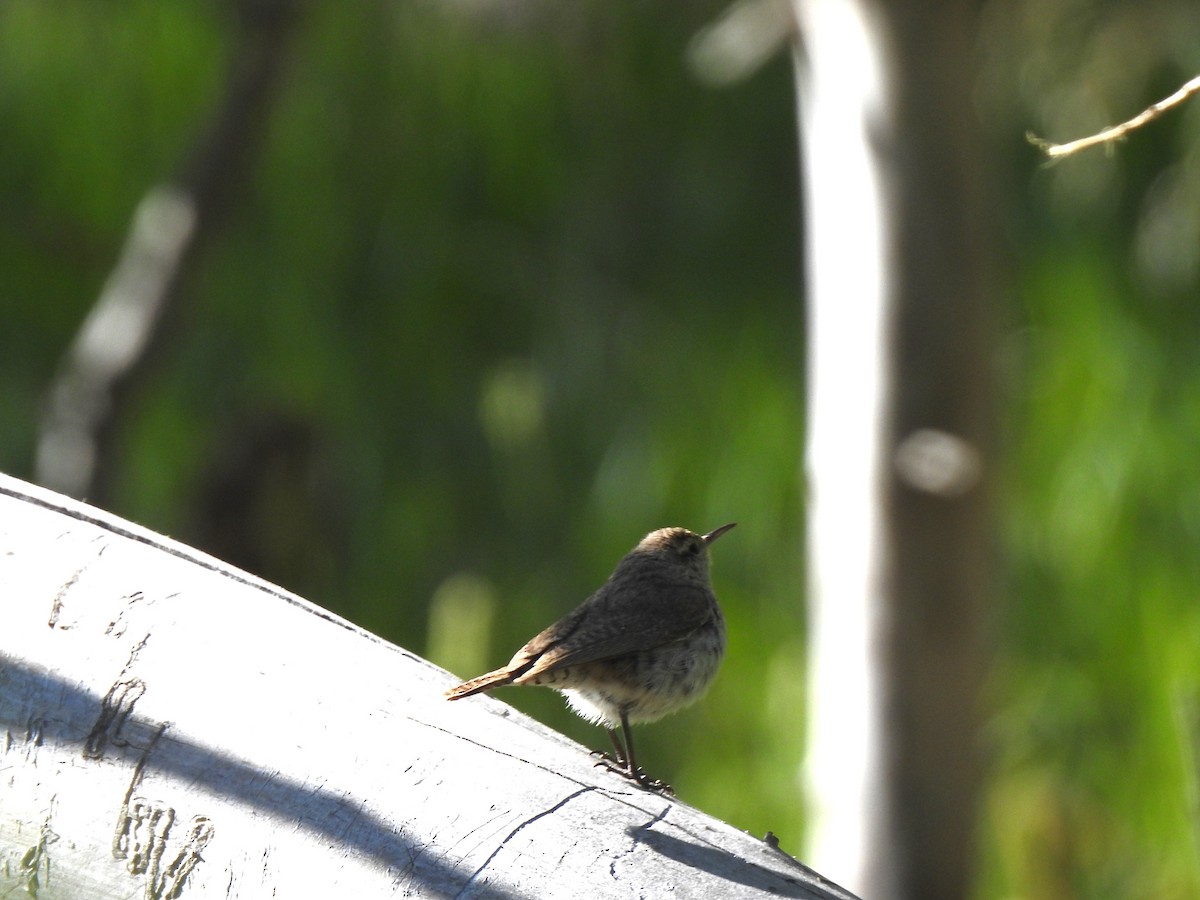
[444,668,516,700]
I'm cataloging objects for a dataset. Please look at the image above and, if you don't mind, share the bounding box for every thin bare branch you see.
[1028,73,1200,160]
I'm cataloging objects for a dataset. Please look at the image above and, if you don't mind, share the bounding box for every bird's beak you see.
[702,523,737,544]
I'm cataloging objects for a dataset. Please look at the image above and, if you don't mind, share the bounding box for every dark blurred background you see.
[3,1,1200,896]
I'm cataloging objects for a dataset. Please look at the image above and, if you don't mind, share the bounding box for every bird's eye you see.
[682,539,701,557]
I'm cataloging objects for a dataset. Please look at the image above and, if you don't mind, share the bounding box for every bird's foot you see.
[590,748,621,761]
[590,749,627,771]
[591,752,673,795]
[628,767,674,795]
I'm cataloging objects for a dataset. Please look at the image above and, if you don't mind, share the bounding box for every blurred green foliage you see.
[975,3,1200,896]
[3,1,1200,896]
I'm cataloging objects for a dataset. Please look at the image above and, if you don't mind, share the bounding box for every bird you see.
[444,523,736,793]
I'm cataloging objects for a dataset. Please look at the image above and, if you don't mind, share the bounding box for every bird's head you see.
[629,523,736,580]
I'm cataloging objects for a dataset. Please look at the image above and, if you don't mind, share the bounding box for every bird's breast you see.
[559,611,726,726]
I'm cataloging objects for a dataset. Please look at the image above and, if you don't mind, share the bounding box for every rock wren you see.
[444,523,736,793]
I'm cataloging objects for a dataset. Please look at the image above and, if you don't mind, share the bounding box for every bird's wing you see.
[514,578,715,682]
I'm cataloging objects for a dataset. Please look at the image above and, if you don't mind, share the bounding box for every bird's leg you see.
[590,727,628,769]
[607,727,628,767]
[593,714,672,795]
[618,715,640,779]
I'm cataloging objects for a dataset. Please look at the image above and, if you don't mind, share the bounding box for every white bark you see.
[794,1,992,896]
[792,1,891,893]
[0,473,858,899]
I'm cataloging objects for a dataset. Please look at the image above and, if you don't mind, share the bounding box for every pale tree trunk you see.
[0,474,859,899]
[793,1,993,897]
[35,0,301,504]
